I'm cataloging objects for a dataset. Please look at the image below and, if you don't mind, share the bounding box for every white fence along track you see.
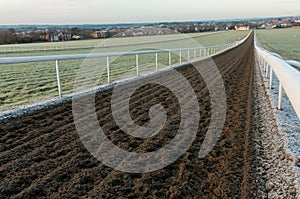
[255,32,300,120]
[0,32,251,113]
[0,38,247,100]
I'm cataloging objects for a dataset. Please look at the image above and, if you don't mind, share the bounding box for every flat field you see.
[0,30,249,111]
[256,28,300,61]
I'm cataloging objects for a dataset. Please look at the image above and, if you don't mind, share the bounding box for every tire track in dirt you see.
[1,33,262,198]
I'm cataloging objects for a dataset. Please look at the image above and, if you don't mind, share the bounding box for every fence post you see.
[156,52,158,71]
[107,56,110,84]
[194,49,196,59]
[188,50,190,62]
[136,54,139,77]
[259,56,262,67]
[269,68,273,89]
[55,60,62,98]
[265,63,269,78]
[179,50,182,64]
[169,51,171,66]
[278,81,282,110]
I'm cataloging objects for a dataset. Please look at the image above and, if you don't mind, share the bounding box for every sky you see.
[0,0,299,25]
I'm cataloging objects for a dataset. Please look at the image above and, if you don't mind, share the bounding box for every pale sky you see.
[0,0,299,25]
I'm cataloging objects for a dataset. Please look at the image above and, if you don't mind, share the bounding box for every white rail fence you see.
[0,39,244,99]
[0,45,97,52]
[0,31,251,111]
[286,60,300,69]
[255,35,300,120]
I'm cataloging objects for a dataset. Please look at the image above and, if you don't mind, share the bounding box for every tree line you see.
[0,28,94,45]
[0,28,46,44]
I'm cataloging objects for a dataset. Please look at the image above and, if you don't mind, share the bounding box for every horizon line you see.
[0,15,298,27]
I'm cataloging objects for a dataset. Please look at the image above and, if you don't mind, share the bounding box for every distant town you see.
[0,16,299,45]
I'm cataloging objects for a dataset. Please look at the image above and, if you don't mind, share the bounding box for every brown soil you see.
[1,33,263,198]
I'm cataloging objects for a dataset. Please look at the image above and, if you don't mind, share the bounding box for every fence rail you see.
[286,60,300,69]
[0,45,96,53]
[255,32,300,120]
[0,45,236,64]
[0,32,224,53]
[0,33,250,110]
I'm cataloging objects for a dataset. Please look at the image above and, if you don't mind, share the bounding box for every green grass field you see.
[256,28,300,62]
[0,30,249,111]
[0,32,217,49]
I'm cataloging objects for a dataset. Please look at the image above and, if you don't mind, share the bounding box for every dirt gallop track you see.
[1,33,259,198]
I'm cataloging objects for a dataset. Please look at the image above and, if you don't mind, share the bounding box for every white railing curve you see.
[254,31,300,120]
[286,60,300,69]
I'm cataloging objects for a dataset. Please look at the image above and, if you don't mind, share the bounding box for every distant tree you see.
[6,28,17,44]
[0,31,5,44]
[70,28,80,36]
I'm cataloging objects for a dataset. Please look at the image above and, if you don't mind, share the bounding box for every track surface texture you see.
[0,33,277,198]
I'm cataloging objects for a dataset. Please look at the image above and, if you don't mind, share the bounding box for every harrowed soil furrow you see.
[0,32,268,198]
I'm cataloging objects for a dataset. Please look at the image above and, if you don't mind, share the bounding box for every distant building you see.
[260,24,274,29]
[235,26,250,31]
[281,23,292,28]
[58,32,72,41]
[92,31,110,38]
[92,31,101,39]
[48,34,59,42]
[173,28,180,33]
[45,33,71,42]
[72,35,81,40]
[100,31,109,38]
